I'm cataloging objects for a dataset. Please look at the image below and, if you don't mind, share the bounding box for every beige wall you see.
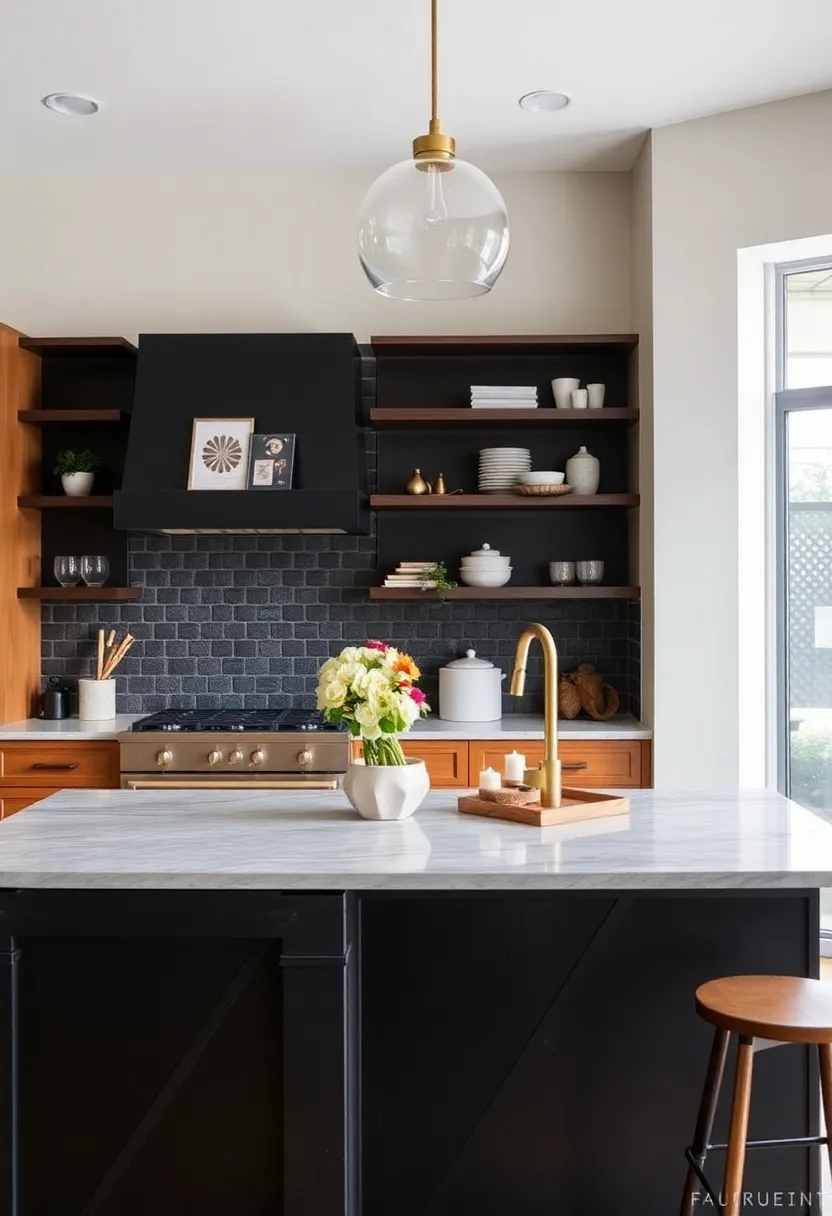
[0,171,633,341]
[630,136,654,732]
[650,89,832,787]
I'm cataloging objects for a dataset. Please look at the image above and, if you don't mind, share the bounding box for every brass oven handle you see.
[31,762,79,771]
[561,762,588,771]
[125,779,340,791]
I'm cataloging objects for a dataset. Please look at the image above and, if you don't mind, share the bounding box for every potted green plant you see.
[316,640,431,820]
[54,449,100,497]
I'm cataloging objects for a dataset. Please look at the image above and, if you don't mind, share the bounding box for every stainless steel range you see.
[119,709,349,791]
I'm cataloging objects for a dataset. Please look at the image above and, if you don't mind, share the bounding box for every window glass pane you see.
[786,408,832,940]
[786,268,832,389]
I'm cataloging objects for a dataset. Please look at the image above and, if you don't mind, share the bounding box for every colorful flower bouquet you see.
[316,640,430,766]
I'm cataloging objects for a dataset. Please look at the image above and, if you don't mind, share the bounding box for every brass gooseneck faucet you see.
[510,623,562,808]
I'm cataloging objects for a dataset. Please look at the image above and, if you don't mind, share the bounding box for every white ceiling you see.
[2,0,832,173]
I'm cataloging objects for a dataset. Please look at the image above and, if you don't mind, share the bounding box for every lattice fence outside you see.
[789,506,832,707]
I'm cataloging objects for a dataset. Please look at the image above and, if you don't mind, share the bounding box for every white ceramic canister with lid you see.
[438,649,506,722]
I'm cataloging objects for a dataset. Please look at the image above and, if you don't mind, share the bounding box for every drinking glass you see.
[81,555,109,587]
[53,556,81,587]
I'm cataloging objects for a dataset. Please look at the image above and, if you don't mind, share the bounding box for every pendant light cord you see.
[430,0,439,134]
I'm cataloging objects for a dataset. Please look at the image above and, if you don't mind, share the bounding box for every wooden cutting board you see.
[458,787,630,827]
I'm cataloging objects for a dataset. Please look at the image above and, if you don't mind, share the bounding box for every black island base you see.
[0,889,820,1216]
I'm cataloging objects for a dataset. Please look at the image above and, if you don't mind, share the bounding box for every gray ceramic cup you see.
[549,561,576,585]
[576,560,605,585]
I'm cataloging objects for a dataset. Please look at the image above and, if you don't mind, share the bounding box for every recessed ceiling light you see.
[519,91,571,113]
[42,93,100,117]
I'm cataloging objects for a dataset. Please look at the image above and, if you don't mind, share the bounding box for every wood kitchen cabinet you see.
[399,740,469,788]
[468,740,651,788]
[0,740,119,816]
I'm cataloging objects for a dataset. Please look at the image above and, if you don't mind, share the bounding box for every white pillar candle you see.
[504,751,526,783]
[478,767,502,792]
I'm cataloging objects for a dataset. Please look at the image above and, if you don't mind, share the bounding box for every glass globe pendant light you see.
[357,0,510,301]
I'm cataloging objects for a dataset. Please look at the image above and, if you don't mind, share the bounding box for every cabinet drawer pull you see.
[562,761,588,771]
[30,762,80,771]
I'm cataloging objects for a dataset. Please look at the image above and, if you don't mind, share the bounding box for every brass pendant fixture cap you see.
[412,129,456,161]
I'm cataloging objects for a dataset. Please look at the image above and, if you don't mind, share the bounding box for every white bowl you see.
[457,556,510,566]
[520,470,565,486]
[460,568,513,588]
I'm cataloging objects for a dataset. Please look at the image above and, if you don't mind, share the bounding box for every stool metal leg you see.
[723,1035,755,1216]
[818,1042,832,1175]
[680,1027,729,1216]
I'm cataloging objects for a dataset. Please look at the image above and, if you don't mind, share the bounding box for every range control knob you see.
[229,749,244,766]
[156,749,173,768]
[297,748,313,768]
[250,748,266,767]
[208,749,222,767]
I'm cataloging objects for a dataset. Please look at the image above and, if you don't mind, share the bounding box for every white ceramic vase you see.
[78,678,116,721]
[342,757,430,821]
[565,445,600,495]
[62,472,94,497]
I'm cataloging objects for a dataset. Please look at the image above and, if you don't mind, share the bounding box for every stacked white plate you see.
[478,447,531,493]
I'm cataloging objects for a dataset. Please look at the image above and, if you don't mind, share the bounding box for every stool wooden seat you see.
[682,974,832,1216]
[696,974,832,1043]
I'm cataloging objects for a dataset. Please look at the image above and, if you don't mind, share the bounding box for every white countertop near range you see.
[409,715,650,740]
[0,714,649,742]
[0,715,142,741]
[0,787,825,890]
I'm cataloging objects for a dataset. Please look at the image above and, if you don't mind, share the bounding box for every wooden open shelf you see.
[370,407,637,427]
[18,409,124,425]
[371,334,639,354]
[371,493,639,510]
[18,496,114,510]
[370,586,640,601]
[17,587,142,602]
[18,336,137,359]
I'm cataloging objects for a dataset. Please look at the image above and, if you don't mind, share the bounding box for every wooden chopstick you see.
[96,629,104,682]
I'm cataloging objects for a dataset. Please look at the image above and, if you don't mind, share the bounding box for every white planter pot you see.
[78,678,116,721]
[62,472,94,497]
[342,758,430,821]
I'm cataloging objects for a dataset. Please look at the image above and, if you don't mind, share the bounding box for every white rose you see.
[355,702,382,740]
[339,647,364,664]
[323,679,348,709]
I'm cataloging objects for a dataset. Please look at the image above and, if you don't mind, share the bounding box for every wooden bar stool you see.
[681,975,832,1216]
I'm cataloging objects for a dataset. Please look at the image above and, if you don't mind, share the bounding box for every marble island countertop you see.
[0,787,826,890]
[0,714,650,742]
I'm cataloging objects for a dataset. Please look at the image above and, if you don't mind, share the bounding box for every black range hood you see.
[114,334,369,535]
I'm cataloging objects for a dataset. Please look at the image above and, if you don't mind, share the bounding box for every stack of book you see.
[382,561,436,589]
[470,385,538,409]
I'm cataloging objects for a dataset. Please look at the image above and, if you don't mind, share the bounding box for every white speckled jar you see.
[565,446,600,495]
[78,678,116,721]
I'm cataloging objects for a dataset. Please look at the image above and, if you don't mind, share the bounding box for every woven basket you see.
[514,483,571,497]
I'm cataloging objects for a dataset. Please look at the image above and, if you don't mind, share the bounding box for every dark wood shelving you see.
[18,496,114,510]
[371,493,639,510]
[19,336,137,359]
[18,409,124,425]
[370,586,640,601]
[370,407,637,427]
[17,587,142,602]
[371,334,639,354]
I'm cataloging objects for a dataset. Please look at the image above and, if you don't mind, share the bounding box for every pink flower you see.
[408,686,426,705]
[365,639,388,652]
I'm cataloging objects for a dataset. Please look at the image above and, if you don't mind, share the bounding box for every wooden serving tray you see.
[458,787,630,827]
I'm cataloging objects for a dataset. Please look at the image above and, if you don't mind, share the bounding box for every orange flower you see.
[394,653,421,681]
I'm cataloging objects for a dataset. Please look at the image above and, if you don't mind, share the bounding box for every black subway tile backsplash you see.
[41,530,641,717]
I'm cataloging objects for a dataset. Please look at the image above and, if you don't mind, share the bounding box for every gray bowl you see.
[549,561,576,585]
[576,560,604,585]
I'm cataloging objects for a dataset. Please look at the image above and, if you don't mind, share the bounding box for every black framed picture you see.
[247,434,296,490]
